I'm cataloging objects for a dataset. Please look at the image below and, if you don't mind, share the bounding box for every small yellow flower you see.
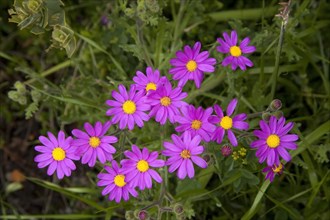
[232,152,240,160]
[238,148,247,157]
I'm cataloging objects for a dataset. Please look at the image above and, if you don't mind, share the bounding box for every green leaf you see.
[76,33,126,76]
[25,102,39,119]
[27,177,104,211]
[5,182,23,195]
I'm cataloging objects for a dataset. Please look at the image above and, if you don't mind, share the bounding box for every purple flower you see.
[100,15,109,26]
[106,84,150,130]
[208,99,249,146]
[163,132,207,179]
[97,160,138,203]
[147,80,188,124]
[175,105,215,142]
[34,131,79,179]
[133,67,166,93]
[72,121,117,167]
[262,163,284,182]
[217,30,256,71]
[169,42,216,88]
[121,145,165,190]
[251,116,298,166]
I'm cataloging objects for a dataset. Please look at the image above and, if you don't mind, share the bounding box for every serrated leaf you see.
[314,144,330,164]
[25,102,39,119]
[119,44,144,61]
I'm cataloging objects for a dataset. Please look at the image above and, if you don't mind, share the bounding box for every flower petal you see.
[227,98,237,116]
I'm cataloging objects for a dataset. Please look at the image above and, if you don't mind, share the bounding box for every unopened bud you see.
[202,154,211,163]
[125,210,134,220]
[138,210,149,220]
[273,111,283,119]
[269,99,282,111]
[262,112,271,122]
[100,16,108,26]
[221,145,232,157]
[173,203,184,215]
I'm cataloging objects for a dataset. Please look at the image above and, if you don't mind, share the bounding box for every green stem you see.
[136,19,153,67]
[270,21,285,100]
[170,0,186,52]
[259,0,266,87]
[24,60,72,85]
[208,6,277,21]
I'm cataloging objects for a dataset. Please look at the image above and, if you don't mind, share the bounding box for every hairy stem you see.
[270,21,285,100]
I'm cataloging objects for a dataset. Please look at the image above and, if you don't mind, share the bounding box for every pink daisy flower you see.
[72,121,118,167]
[217,30,256,71]
[251,116,298,166]
[133,66,167,93]
[106,84,150,130]
[34,131,79,179]
[97,160,138,203]
[174,105,216,142]
[147,80,188,124]
[208,99,249,146]
[163,132,207,179]
[169,41,216,88]
[262,163,284,182]
[121,145,165,190]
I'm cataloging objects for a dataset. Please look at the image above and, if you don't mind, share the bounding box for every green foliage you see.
[314,144,330,164]
[7,81,42,119]
[8,0,76,57]
[1,0,330,219]
[8,81,28,105]
[123,0,166,26]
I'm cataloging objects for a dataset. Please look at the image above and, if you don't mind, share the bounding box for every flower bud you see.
[221,145,232,157]
[100,15,109,26]
[269,99,282,111]
[173,203,184,215]
[138,210,149,220]
[202,154,211,163]
[125,210,134,220]
[273,111,283,119]
[262,112,271,122]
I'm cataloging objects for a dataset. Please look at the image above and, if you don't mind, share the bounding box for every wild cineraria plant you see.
[34,29,298,211]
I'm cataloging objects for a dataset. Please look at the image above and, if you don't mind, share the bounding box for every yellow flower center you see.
[122,100,136,114]
[272,163,283,173]
[186,60,197,72]
[230,46,242,57]
[160,96,171,106]
[191,120,202,130]
[52,147,66,161]
[220,116,233,130]
[146,82,157,92]
[114,174,126,187]
[266,134,280,148]
[136,160,149,172]
[89,137,101,148]
[180,150,191,159]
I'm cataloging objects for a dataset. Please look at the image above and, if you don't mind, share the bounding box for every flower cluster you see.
[34,29,297,205]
